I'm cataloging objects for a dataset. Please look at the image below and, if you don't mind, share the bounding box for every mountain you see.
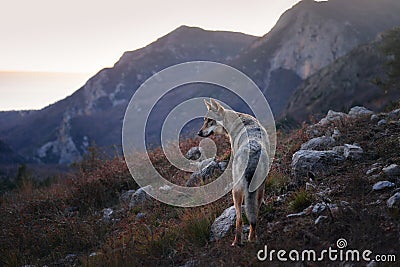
[231,0,400,115]
[283,27,400,122]
[2,0,400,165]
[0,26,257,164]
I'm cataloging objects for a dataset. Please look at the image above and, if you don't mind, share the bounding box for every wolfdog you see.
[198,98,270,246]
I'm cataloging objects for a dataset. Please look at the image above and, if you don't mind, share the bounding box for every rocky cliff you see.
[232,0,400,115]
[283,27,400,123]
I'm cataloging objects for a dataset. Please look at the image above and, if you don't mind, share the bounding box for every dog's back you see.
[230,112,269,244]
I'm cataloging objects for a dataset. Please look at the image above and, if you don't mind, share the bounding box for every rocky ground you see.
[1,106,400,266]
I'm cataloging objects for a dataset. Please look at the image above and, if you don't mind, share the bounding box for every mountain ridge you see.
[2,0,400,165]
[0,26,258,164]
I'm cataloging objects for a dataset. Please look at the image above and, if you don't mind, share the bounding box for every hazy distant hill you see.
[0,71,90,111]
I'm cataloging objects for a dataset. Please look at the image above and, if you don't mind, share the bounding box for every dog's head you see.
[198,98,227,137]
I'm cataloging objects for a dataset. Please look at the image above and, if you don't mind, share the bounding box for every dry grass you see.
[1,115,400,266]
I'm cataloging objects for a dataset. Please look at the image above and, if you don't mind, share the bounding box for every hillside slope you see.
[2,106,400,266]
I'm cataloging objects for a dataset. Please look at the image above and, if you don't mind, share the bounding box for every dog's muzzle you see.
[198,130,212,137]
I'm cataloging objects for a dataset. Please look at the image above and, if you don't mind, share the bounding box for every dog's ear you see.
[210,98,224,115]
[209,98,218,111]
[204,99,212,110]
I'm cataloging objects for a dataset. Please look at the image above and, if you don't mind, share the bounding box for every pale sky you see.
[0,0,302,110]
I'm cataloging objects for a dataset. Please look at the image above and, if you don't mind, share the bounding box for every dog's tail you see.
[244,189,258,229]
[244,145,262,229]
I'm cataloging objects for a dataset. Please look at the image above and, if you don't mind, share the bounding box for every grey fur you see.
[198,98,270,245]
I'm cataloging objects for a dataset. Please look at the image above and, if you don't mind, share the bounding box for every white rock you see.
[343,144,363,160]
[300,136,335,151]
[103,208,113,222]
[210,206,237,241]
[388,108,400,118]
[292,150,344,178]
[340,201,350,206]
[186,147,203,160]
[196,157,215,170]
[287,211,306,218]
[317,110,347,126]
[377,119,387,126]
[366,167,380,176]
[372,181,395,191]
[387,192,400,208]
[314,215,328,225]
[218,161,228,171]
[332,128,341,140]
[129,185,153,208]
[370,114,379,121]
[348,106,374,117]
[382,164,400,177]
[187,160,220,187]
[159,185,172,191]
[120,189,136,203]
[312,203,327,214]
[135,212,146,220]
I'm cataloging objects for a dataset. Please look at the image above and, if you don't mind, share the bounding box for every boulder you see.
[102,208,114,222]
[382,164,400,177]
[348,106,374,117]
[300,136,335,151]
[388,108,400,119]
[187,160,221,187]
[343,144,363,160]
[135,212,146,220]
[332,146,345,156]
[218,161,228,171]
[332,128,341,140]
[317,110,347,126]
[370,114,379,121]
[291,150,345,178]
[377,119,387,126]
[196,157,215,170]
[372,181,395,191]
[129,185,153,208]
[210,206,237,241]
[312,202,327,214]
[387,192,400,208]
[186,147,203,160]
[119,189,136,203]
[366,167,380,176]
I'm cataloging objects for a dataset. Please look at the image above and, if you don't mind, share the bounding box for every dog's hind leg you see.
[231,189,244,246]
